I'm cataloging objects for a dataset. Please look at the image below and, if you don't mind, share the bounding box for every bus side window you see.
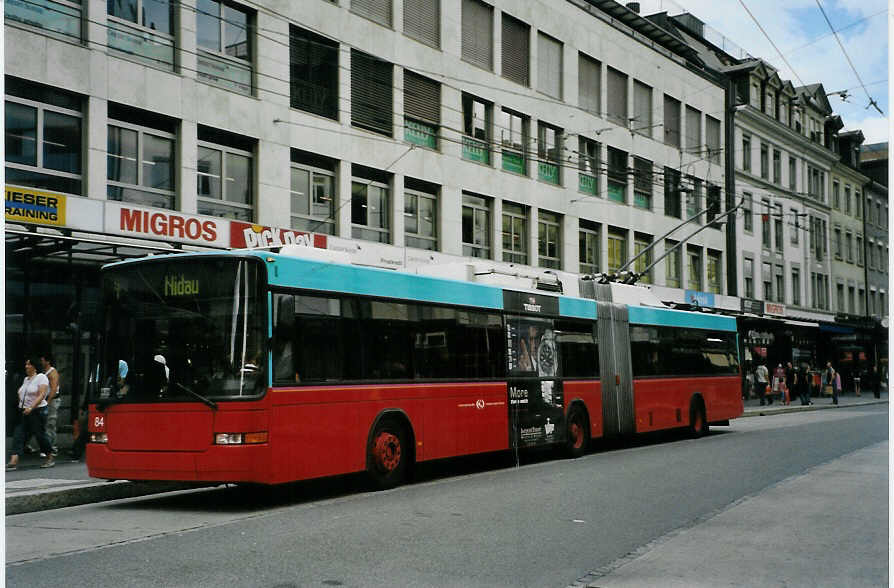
[273,294,297,383]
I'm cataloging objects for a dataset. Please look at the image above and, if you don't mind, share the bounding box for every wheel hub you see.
[373,432,401,472]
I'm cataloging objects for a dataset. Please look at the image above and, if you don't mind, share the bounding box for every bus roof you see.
[103,250,737,331]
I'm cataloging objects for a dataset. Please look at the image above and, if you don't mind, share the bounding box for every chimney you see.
[626,2,640,14]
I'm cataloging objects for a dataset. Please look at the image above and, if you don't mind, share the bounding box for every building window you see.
[845,232,853,262]
[685,106,701,153]
[706,116,720,163]
[633,157,652,210]
[290,151,335,234]
[108,107,176,210]
[665,239,681,288]
[501,14,529,87]
[761,199,771,249]
[855,190,862,219]
[848,286,856,314]
[606,67,627,126]
[634,233,653,284]
[774,203,783,251]
[743,257,754,298]
[633,81,652,137]
[351,171,391,243]
[461,0,492,70]
[197,128,254,220]
[743,192,753,232]
[462,192,491,258]
[772,149,781,184]
[762,262,772,302]
[5,79,82,196]
[742,134,751,171]
[791,208,800,244]
[687,245,703,291]
[502,202,528,264]
[108,0,174,70]
[607,147,627,203]
[579,220,601,274]
[538,210,561,269]
[7,0,82,39]
[789,156,796,190]
[537,32,562,100]
[578,53,602,118]
[858,288,865,315]
[197,0,253,94]
[664,167,681,218]
[578,137,599,196]
[707,185,722,227]
[499,108,528,175]
[792,268,800,305]
[663,95,680,147]
[707,250,721,294]
[844,185,851,215]
[868,239,876,269]
[462,94,491,164]
[760,143,768,179]
[351,50,393,137]
[404,180,438,250]
[289,26,339,120]
[774,265,784,303]
[834,227,842,259]
[403,71,441,149]
[537,122,561,185]
[607,227,627,273]
[351,0,392,27]
[832,181,840,209]
[404,0,440,48]
[856,235,863,265]
[686,177,702,223]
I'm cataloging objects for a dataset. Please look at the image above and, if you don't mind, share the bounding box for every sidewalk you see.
[577,440,889,587]
[5,392,888,515]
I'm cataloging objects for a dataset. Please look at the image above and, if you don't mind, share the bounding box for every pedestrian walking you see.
[869,365,881,399]
[40,354,60,456]
[784,361,796,405]
[6,357,56,470]
[825,361,839,405]
[755,362,770,406]
[797,363,811,405]
[772,363,785,404]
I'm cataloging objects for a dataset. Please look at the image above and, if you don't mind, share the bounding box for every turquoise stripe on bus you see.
[269,256,504,309]
[628,305,737,331]
[560,296,597,319]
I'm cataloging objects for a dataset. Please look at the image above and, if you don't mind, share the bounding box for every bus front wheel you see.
[367,418,409,490]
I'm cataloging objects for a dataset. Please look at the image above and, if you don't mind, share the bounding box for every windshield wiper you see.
[174,382,218,410]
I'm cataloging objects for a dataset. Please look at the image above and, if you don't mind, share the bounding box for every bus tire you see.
[565,405,589,458]
[366,417,409,490]
[689,397,709,438]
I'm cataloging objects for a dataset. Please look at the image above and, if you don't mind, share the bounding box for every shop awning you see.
[784,319,819,328]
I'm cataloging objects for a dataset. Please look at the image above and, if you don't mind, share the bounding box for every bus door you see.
[596,301,635,437]
[504,313,564,449]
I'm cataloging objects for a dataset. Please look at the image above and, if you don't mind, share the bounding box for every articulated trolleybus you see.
[87,247,742,488]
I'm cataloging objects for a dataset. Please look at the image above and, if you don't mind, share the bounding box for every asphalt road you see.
[6,405,888,587]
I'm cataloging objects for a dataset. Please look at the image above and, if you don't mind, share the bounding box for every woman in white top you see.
[6,358,55,470]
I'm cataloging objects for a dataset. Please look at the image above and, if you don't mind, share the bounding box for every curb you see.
[741,399,888,418]
[6,480,198,515]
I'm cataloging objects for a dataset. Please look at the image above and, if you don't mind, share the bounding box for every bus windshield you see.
[98,257,267,403]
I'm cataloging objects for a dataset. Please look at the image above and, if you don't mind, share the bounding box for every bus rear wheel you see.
[689,399,709,438]
[367,418,409,490]
[565,406,589,458]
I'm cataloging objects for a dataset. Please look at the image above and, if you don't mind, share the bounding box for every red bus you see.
[87,250,742,488]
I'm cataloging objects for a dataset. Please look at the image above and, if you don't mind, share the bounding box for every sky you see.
[637,0,889,144]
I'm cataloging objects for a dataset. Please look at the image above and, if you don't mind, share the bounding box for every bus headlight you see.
[214,432,268,445]
[90,432,108,444]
